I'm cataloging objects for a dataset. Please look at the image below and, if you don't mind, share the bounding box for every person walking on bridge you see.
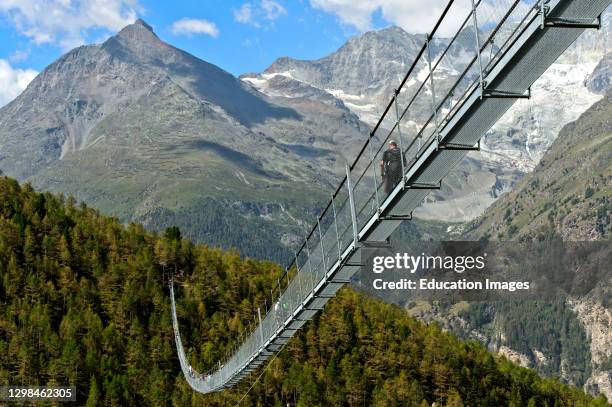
[380,140,406,194]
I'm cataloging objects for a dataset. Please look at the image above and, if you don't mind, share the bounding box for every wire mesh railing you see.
[171,0,571,393]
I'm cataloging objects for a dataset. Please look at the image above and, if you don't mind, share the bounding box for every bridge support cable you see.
[171,0,612,394]
[317,218,327,278]
[305,237,315,294]
[345,164,359,247]
[331,195,342,260]
[368,138,381,211]
[393,91,407,184]
[425,34,441,150]
[471,0,486,98]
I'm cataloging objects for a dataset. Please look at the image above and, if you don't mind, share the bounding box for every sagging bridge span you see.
[170,0,610,394]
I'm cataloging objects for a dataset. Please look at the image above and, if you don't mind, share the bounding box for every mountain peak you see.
[104,18,167,60]
[378,25,407,34]
[133,18,154,32]
[114,18,159,45]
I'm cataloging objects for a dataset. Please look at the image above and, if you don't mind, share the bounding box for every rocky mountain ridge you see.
[0,19,370,262]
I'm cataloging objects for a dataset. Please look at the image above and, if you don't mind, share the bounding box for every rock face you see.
[588,52,611,94]
[242,26,466,126]
[0,19,369,262]
[498,346,532,368]
[244,18,611,221]
[1,20,292,177]
[570,299,612,398]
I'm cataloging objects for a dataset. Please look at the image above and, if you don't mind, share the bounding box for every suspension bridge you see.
[170,0,610,394]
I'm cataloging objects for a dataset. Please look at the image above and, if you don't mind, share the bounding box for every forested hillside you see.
[466,91,611,241]
[0,176,608,406]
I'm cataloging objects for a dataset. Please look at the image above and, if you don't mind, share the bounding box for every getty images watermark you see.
[358,240,610,303]
[371,251,529,291]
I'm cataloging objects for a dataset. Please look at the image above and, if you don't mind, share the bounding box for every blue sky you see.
[0,1,367,76]
[0,0,459,106]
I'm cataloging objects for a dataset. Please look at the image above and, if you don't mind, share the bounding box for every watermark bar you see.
[359,241,610,303]
[1,386,77,402]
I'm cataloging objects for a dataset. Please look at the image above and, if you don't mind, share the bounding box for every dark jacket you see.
[382,147,406,193]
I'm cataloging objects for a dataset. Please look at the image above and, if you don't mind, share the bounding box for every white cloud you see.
[310,0,374,31]
[171,18,219,38]
[261,0,286,20]
[0,59,37,107]
[234,3,254,25]
[0,0,142,50]
[9,49,30,63]
[310,0,475,36]
[234,0,286,28]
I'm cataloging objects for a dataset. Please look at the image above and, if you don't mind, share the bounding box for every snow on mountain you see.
[244,17,611,221]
